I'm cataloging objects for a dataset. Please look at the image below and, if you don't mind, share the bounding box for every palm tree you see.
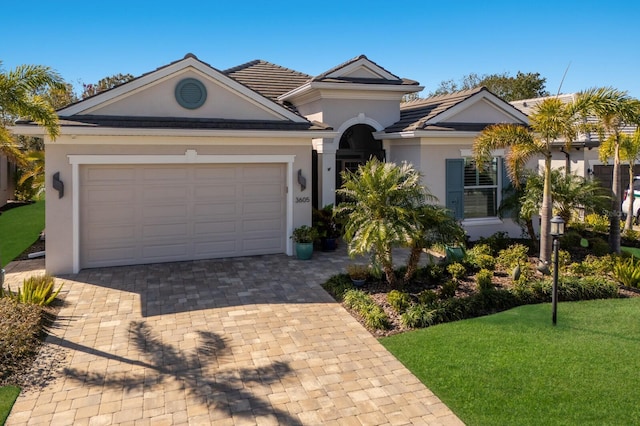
[0,62,64,164]
[575,88,640,253]
[335,158,429,287]
[473,97,577,266]
[600,128,640,230]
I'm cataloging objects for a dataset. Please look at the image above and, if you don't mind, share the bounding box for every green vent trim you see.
[175,78,207,109]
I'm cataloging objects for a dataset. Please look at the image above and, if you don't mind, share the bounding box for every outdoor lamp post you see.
[550,215,565,325]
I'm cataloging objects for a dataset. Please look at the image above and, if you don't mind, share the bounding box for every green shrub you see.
[477,231,511,253]
[514,276,618,302]
[3,275,62,306]
[417,289,438,305]
[417,264,445,283]
[613,257,640,288]
[401,304,438,328]
[557,250,572,271]
[496,244,529,271]
[567,254,616,277]
[342,289,390,330]
[447,262,466,280]
[439,279,458,299]
[585,213,609,233]
[321,274,353,301]
[466,244,496,270]
[387,290,412,314]
[560,230,582,248]
[476,269,493,292]
[0,298,44,381]
[589,238,610,257]
[622,229,639,241]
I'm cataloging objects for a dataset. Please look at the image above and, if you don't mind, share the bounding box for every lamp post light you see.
[550,215,565,326]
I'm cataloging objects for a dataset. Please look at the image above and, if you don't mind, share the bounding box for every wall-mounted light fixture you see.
[297,169,306,191]
[53,172,64,198]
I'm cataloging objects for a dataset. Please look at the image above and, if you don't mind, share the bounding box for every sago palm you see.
[335,158,429,287]
[474,97,577,266]
[575,87,640,253]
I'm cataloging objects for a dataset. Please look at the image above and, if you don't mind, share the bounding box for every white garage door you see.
[80,163,286,268]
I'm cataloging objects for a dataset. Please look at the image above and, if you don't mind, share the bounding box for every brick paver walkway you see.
[5,250,463,425]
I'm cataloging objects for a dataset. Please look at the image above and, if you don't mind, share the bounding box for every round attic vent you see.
[175,78,207,109]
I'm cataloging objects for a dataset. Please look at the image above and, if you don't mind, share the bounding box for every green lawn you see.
[380,298,640,425]
[0,201,45,267]
[0,386,20,425]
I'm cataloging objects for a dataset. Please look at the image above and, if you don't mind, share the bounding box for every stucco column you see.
[313,138,337,207]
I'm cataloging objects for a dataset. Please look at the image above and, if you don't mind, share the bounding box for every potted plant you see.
[347,264,369,286]
[291,225,319,260]
[313,204,341,251]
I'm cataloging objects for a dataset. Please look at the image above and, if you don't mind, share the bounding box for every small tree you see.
[335,159,429,287]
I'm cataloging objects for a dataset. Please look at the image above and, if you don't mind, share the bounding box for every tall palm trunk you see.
[539,155,553,264]
[610,142,622,253]
[625,161,636,231]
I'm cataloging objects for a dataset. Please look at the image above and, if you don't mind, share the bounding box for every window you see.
[463,157,497,219]
[446,157,506,220]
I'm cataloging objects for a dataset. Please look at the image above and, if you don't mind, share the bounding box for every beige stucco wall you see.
[84,70,288,121]
[45,135,313,275]
[387,137,524,240]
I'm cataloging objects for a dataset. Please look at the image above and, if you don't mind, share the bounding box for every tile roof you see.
[22,115,332,131]
[385,86,488,132]
[223,60,312,101]
[311,54,418,86]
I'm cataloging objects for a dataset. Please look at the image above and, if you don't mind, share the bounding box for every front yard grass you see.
[380,298,640,425]
[0,385,20,425]
[0,201,45,267]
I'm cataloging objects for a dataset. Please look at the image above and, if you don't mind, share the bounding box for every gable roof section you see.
[384,87,529,133]
[56,54,309,124]
[278,55,422,102]
[223,60,312,101]
[311,54,418,86]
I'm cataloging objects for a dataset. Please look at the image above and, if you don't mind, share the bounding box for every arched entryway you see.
[335,124,384,199]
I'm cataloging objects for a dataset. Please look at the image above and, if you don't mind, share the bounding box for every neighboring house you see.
[511,94,639,190]
[0,155,16,206]
[14,53,528,274]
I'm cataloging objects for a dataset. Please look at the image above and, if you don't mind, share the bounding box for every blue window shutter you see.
[500,158,517,218]
[446,159,464,220]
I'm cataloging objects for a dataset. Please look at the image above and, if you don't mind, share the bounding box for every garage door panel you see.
[243,200,283,216]
[142,243,190,259]
[142,186,189,202]
[142,167,189,181]
[86,188,136,203]
[81,163,286,269]
[193,202,237,217]
[88,225,137,241]
[86,167,135,183]
[243,183,282,198]
[242,237,284,252]
[86,206,135,223]
[142,204,188,218]
[242,218,283,232]
[194,220,238,235]
[194,167,238,180]
[193,185,238,199]
[141,223,189,238]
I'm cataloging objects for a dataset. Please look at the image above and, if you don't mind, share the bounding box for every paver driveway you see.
[5,250,463,425]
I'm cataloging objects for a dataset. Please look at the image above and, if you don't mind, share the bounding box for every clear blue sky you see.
[3,0,639,99]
